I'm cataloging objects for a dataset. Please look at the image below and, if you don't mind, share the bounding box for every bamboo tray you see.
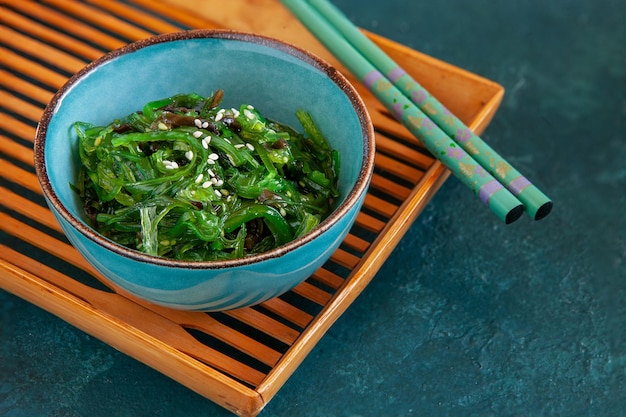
[0,1,504,415]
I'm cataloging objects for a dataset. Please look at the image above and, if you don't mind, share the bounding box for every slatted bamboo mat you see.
[0,1,504,415]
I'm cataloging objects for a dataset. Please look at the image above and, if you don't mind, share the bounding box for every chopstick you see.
[281,0,552,223]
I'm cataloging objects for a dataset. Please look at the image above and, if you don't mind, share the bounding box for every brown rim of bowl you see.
[34,29,375,270]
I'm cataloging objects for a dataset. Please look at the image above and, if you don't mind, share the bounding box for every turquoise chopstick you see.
[281,0,525,224]
[307,0,552,221]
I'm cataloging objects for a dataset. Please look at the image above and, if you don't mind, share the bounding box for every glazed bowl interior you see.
[35,30,374,310]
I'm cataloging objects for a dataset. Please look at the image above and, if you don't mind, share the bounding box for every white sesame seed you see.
[202,121,209,129]
[232,109,240,118]
[216,179,224,187]
[246,104,254,110]
[211,177,218,185]
[158,122,168,131]
[224,138,231,144]
[226,195,232,202]
[244,109,255,120]
[193,130,203,138]
[234,144,245,149]
[214,189,222,197]
[185,150,194,160]
[194,118,202,128]
[201,138,209,149]
[207,159,215,165]
[279,208,287,217]
[207,169,215,177]
[195,173,204,184]
[215,110,225,121]
[164,160,179,170]
[208,153,219,160]
[202,181,212,188]
[246,143,254,151]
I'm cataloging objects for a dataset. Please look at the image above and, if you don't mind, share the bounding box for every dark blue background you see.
[1,1,624,416]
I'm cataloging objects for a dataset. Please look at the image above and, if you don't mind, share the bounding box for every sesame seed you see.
[202,181,212,188]
[234,144,245,149]
[224,138,231,144]
[220,188,229,196]
[211,177,218,185]
[201,138,209,149]
[246,143,255,151]
[193,131,203,138]
[194,119,202,128]
[185,150,194,160]
[207,169,216,177]
[195,173,204,184]
[207,159,216,165]
[244,109,255,120]
[158,122,168,131]
[214,189,222,197]
[94,136,102,147]
[202,121,209,129]
[215,109,225,121]
[208,153,219,160]
[164,160,179,170]
[216,179,224,187]
[232,109,240,118]
[279,208,287,217]
[246,104,254,110]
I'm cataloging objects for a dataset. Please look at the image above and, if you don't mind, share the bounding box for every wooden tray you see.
[0,1,504,415]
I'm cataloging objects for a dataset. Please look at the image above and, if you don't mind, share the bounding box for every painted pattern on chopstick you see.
[305,0,552,221]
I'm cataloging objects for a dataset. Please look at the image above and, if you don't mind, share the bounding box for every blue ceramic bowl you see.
[34,30,375,311]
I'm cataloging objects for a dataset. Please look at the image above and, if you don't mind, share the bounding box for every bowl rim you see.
[34,29,375,270]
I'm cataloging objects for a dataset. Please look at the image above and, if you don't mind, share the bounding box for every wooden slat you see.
[0,70,54,105]
[0,159,40,193]
[0,5,105,61]
[375,152,424,184]
[42,0,155,41]
[292,280,332,306]
[0,25,87,74]
[86,0,183,34]
[225,308,300,346]
[311,268,345,290]
[354,211,386,233]
[341,233,371,254]
[5,0,127,51]
[0,187,60,233]
[369,172,413,201]
[0,47,68,89]
[363,193,398,219]
[0,90,44,123]
[0,135,35,166]
[147,307,283,368]
[260,297,313,329]
[375,134,434,170]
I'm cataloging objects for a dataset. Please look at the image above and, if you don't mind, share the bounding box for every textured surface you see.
[1,0,625,416]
